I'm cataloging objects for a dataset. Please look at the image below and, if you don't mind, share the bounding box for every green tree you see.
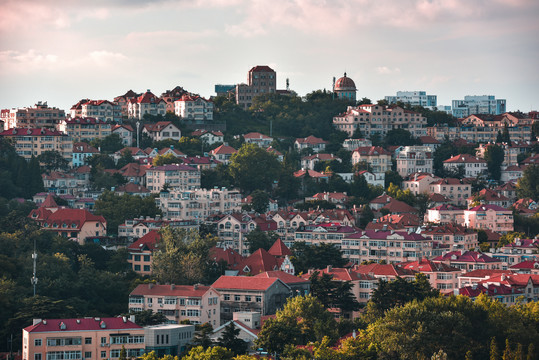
[309,271,359,315]
[503,339,512,360]
[119,345,126,360]
[228,143,281,193]
[87,153,116,169]
[37,150,69,171]
[192,323,215,349]
[152,228,217,285]
[484,144,505,181]
[491,337,500,360]
[246,228,278,254]
[153,153,182,166]
[116,148,135,169]
[384,129,418,147]
[125,309,166,326]
[517,165,539,201]
[217,322,248,356]
[249,190,270,214]
[181,346,233,360]
[290,242,347,274]
[90,133,124,154]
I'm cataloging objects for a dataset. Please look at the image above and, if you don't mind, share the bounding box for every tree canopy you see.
[228,143,281,193]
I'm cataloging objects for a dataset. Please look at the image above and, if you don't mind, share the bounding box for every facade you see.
[129,284,221,326]
[432,250,502,273]
[0,128,72,161]
[145,164,200,193]
[157,187,242,221]
[58,117,112,142]
[243,132,273,148]
[294,135,328,153]
[395,146,433,177]
[174,95,213,123]
[452,95,506,118]
[113,90,140,118]
[142,122,181,142]
[402,173,440,195]
[342,138,372,151]
[72,142,99,167]
[119,218,198,241]
[112,125,134,146]
[211,276,291,323]
[301,153,341,170]
[443,154,487,178]
[209,144,237,165]
[422,224,479,251]
[144,324,194,357]
[235,66,277,109]
[2,102,65,130]
[22,317,144,360]
[80,100,121,123]
[192,130,224,145]
[333,73,357,102]
[128,90,167,120]
[464,205,514,234]
[385,91,437,108]
[428,178,472,206]
[401,258,460,291]
[351,146,392,174]
[333,104,427,137]
[127,230,160,275]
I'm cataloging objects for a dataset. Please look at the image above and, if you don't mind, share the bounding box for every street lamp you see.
[136,121,140,148]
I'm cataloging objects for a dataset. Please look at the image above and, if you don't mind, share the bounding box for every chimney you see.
[327,265,332,272]
[129,315,136,324]
[194,284,199,290]
[171,284,175,290]
[33,319,42,326]
[149,283,154,289]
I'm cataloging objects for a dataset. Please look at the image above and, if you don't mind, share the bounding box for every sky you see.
[1,0,538,113]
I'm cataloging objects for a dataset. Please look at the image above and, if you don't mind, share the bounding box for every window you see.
[143,265,150,272]
[256,296,262,302]
[245,295,251,301]
[35,339,42,347]
[84,352,91,359]
[35,354,42,360]
[234,295,241,301]
[100,337,106,345]
[85,338,92,345]
[224,295,230,301]
[143,255,150,262]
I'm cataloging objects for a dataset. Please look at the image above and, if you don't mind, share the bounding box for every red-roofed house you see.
[243,132,273,148]
[129,283,220,326]
[354,263,417,281]
[145,164,200,193]
[443,154,487,178]
[424,204,464,225]
[422,224,479,251]
[23,317,144,360]
[174,94,213,122]
[467,188,510,209]
[294,135,328,153]
[212,275,291,322]
[29,207,107,244]
[128,90,167,120]
[396,146,433,177]
[301,153,341,170]
[112,124,134,146]
[210,144,237,165]
[428,178,472,206]
[479,273,539,302]
[58,117,112,142]
[0,128,72,161]
[464,205,513,234]
[305,192,348,206]
[457,269,515,288]
[191,130,223,145]
[402,173,440,195]
[72,142,99,167]
[401,258,460,291]
[458,283,523,305]
[351,146,391,173]
[127,230,160,275]
[510,260,539,275]
[432,250,502,273]
[142,121,181,141]
[254,271,310,296]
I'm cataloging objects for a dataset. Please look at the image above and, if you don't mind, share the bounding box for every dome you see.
[334,72,356,91]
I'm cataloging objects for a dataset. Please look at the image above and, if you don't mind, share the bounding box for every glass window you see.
[34,339,42,347]
[85,338,91,345]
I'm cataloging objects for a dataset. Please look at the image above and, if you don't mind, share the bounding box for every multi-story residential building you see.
[422,224,479,251]
[191,130,224,145]
[235,66,277,109]
[29,206,107,244]
[42,171,80,196]
[443,154,487,178]
[144,324,195,357]
[119,217,198,240]
[69,99,90,119]
[0,128,72,161]
[428,119,534,143]
[478,273,539,302]
[355,170,385,187]
[128,90,167,120]
[209,144,237,165]
[127,230,159,275]
[467,188,510,209]
[458,283,524,305]
[112,124,134,146]
[79,100,121,122]
[216,213,271,255]
[401,258,460,292]
[212,276,291,323]
[489,238,539,269]
[129,284,221,326]
[142,121,181,142]
[145,164,200,193]
[452,95,506,118]
[58,117,112,142]
[333,104,427,137]
[157,187,242,221]
[301,153,341,170]
[432,250,502,273]
[243,132,273,148]
[174,95,213,123]
[333,73,357,102]
[113,90,140,118]
[294,135,328,153]
[351,146,391,174]
[160,86,189,114]
[395,146,433,177]
[428,178,472,206]
[385,91,437,108]
[22,317,145,360]
[402,173,440,195]
[2,102,65,130]
[464,205,513,234]
[72,142,99,167]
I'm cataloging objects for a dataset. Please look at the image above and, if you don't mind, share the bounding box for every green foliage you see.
[309,271,360,314]
[87,154,116,169]
[228,143,281,193]
[290,241,347,274]
[217,322,248,356]
[384,129,419,147]
[433,139,476,177]
[517,164,539,201]
[153,153,182,166]
[201,164,233,190]
[384,170,403,188]
[246,228,278,254]
[116,149,135,169]
[90,134,124,154]
[192,323,214,349]
[37,150,69,171]
[181,346,233,360]
[249,190,270,214]
[119,345,126,360]
[124,309,166,326]
[255,295,339,354]
[93,191,161,235]
[152,228,217,285]
[484,144,505,181]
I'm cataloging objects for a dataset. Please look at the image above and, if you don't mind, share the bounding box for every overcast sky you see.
[1,0,538,113]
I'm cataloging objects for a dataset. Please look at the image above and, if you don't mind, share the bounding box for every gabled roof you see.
[443,154,486,164]
[64,117,107,125]
[381,199,418,214]
[24,317,141,333]
[249,65,275,73]
[253,271,308,285]
[293,169,328,179]
[459,283,522,297]
[233,248,279,275]
[268,238,292,257]
[211,144,237,155]
[72,142,99,154]
[127,230,161,252]
[354,263,416,277]
[402,258,460,273]
[210,246,244,267]
[295,135,328,145]
[119,163,150,177]
[460,269,513,278]
[143,121,178,133]
[352,146,391,156]
[510,260,539,270]
[301,267,362,282]
[433,251,499,263]
[40,193,58,209]
[466,204,510,212]
[480,273,539,287]
[30,208,106,231]
[113,124,134,132]
[212,275,288,291]
[244,132,272,140]
[1,128,67,137]
[116,183,150,194]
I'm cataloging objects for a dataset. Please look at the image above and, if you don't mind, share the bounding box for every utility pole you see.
[136,121,141,148]
[31,238,37,296]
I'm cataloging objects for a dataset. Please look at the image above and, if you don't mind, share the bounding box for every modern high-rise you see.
[385,91,437,108]
[452,95,506,118]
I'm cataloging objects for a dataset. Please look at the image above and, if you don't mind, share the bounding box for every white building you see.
[443,154,488,178]
[396,146,433,178]
[385,91,437,108]
[174,95,214,123]
[452,95,506,118]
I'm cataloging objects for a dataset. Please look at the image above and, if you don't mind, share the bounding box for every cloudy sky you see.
[1,0,538,113]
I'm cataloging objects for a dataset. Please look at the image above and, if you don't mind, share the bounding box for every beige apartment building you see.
[428,178,472,206]
[333,104,427,137]
[129,284,221,326]
[235,66,277,109]
[145,164,201,193]
[0,128,72,161]
[351,146,392,174]
[396,146,433,178]
[2,102,65,130]
[58,117,112,142]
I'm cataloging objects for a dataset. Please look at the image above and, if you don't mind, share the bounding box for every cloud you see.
[0,50,59,74]
[89,51,128,67]
[376,66,401,75]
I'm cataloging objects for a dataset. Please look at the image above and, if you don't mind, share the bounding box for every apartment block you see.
[145,164,200,193]
[0,128,72,161]
[2,102,65,130]
[452,95,506,118]
[58,117,112,142]
[385,91,437,108]
[395,146,433,177]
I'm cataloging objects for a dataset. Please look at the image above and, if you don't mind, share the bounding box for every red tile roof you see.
[354,263,416,277]
[249,65,275,73]
[30,208,106,231]
[40,193,58,209]
[210,246,244,267]
[352,146,391,156]
[24,317,141,333]
[433,251,499,263]
[253,271,308,284]
[401,258,460,273]
[211,144,237,155]
[295,135,328,145]
[233,248,280,275]
[130,283,212,297]
[64,117,107,125]
[1,128,67,137]
[212,275,284,291]
[268,238,292,257]
[72,142,99,154]
[443,154,486,164]
[510,260,539,270]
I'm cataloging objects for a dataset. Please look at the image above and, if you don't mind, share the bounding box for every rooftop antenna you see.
[286,78,289,91]
[31,237,38,296]
[332,77,336,100]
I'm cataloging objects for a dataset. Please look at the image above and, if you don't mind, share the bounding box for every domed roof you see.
[334,72,356,91]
